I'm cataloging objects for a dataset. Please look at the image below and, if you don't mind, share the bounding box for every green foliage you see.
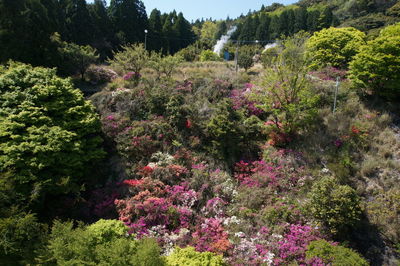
[307,177,362,235]
[52,33,99,79]
[199,50,222,62]
[237,45,256,71]
[40,219,165,265]
[108,43,149,74]
[349,23,400,98]
[149,53,183,80]
[306,240,368,265]
[166,247,225,266]
[0,62,104,208]
[306,27,366,69]
[256,33,319,140]
[0,212,47,265]
[205,100,244,162]
[366,189,400,245]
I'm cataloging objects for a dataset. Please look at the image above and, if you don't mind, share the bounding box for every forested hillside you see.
[1,0,400,265]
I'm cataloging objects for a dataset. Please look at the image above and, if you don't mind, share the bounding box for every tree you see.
[63,0,94,45]
[173,12,195,51]
[238,45,255,71]
[306,27,366,69]
[349,23,400,98]
[108,43,149,74]
[215,21,227,40]
[307,177,362,235]
[88,0,115,59]
[109,0,148,44]
[148,9,163,51]
[0,62,104,210]
[148,53,183,80]
[255,33,318,145]
[53,33,99,79]
[0,0,59,66]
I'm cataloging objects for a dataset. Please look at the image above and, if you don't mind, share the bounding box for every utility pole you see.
[333,77,340,113]
[144,29,148,50]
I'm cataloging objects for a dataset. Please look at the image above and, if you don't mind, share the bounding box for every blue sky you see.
[94,1,297,22]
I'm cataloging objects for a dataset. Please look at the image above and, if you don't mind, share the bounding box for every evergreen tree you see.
[0,0,57,65]
[88,0,114,59]
[307,9,320,32]
[148,9,163,51]
[174,12,195,51]
[256,14,271,41]
[294,6,308,32]
[215,21,227,40]
[63,0,94,45]
[109,0,148,44]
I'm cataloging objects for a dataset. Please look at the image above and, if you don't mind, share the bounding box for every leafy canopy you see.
[349,23,400,98]
[306,27,366,69]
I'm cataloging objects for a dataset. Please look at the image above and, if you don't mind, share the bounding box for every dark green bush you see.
[307,177,362,235]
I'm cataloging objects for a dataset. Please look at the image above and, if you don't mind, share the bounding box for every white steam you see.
[213,26,237,55]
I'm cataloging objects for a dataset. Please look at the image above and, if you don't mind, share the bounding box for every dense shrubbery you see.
[306,240,369,265]
[307,27,366,69]
[349,22,400,98]
[39,219,165,265]
[0,62,104,209]
[307,177,362,235]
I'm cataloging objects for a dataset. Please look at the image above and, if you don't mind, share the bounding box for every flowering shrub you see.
[192,218,231,254]
[86,65,118,84]
[230,83,264,116]
[101,114,131,138]
[234,160,302,191]
[275,224,320,264]
[115,179,198,236]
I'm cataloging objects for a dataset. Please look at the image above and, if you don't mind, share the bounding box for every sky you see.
[95,1,298,22]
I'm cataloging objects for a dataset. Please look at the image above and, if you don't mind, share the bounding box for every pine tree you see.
[256,14,271,41]
[63,0,94,45]
[109,0,148,44]
[88,0,114,58]
[148,9,163,51]
[294,6,308,32]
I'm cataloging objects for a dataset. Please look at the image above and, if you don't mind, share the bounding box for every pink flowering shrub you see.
[234,160,301,191]
[101,114,131,138]
[191,217,231,254]
[86,65,118,84]
[115,179,197,235]
[274,224,321,265]
[230,83,264,116]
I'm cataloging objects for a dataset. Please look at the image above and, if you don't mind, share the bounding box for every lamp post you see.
[144,29,148,50]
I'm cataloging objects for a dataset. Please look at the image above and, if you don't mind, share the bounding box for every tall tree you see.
[109,0,148,44]
[63,0,94,45]
[173,12,195,51]
[88,0,114,58]
[294,6,308,32]
[256,14,271,41]
[148,8,163,51]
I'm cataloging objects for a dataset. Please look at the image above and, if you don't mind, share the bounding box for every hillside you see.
[1,1,400,265]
